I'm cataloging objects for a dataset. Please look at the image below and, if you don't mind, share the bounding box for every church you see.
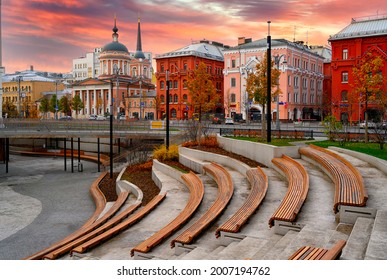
[72,17,156,120]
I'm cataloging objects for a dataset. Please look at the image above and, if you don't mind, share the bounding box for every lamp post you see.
[267,21,272,143]
[273,54,287,130]
[110,64,120,178]
[139,80,142,120]
[166,70,170,150]
[16,76,23,118]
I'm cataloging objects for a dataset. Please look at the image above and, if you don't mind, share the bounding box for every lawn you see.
[309,140,387,161]
[226,136,303,147]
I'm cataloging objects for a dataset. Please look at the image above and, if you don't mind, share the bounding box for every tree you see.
[2,100,18,118]
[351,51,385,142]
[39,97,50,119]
[59,95,72,116]
[245,52,281,135]
[187,62,219,123]
[72,94,84,118]
[49,94,60,119]
[322,114,343,142]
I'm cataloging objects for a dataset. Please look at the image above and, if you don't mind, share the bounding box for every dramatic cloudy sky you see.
[1,0,385,73]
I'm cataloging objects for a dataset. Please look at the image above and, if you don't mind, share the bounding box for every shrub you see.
[153,144,179,162]
[199,136,219,148]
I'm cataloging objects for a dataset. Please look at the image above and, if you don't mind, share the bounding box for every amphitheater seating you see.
[130,172,205,257]
[299,144,367,213]
[288,239,346,260]
[70,193,167,255]
[269,155,309,228]
[215,167,268,238]
[171,162,234,249]
[25,172,108,260]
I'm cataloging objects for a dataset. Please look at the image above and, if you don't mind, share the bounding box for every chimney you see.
[238,37,246,45]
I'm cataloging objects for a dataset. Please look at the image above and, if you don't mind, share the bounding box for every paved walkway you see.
[0,155,100,260]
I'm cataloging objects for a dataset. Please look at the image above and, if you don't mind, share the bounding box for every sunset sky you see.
[1,0,385,74]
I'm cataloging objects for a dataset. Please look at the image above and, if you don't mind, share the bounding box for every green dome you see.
[102,41,129,53]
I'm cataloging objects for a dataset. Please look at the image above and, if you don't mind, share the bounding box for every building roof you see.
[102,17,129,53]
[329,15,387,41]
[156,40,226,61]
[3,70,59,83]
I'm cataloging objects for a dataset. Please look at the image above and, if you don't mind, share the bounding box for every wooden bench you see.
[269,155,309,229]
[43,190,130,260]
[288,239,346,260]
[25,172,108,260]
[215,167,268,240]
[130,172,205,258]
[299,144,367,213]
[170,162,234,251]
[70,193,167,256]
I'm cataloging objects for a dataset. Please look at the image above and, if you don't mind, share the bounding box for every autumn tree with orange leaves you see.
[245,52,281,134]
[351,51,385,142]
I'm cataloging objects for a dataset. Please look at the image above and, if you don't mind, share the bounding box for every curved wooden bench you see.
[25,172,108,260]
[269,155,309,228]
[43,190,130,260]
[70,193,167,255]
[171,162,234,248]
[299,144,367,213]
[215,166,268,238]
[289,239,346,260]
[130,172,204,257]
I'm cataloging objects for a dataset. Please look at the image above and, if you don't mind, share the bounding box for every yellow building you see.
[1,70,65,118]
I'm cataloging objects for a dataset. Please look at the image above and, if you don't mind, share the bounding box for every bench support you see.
[339,206,376,224]
[132,251,155,260]
[218,231,246,246]
[174,242,197,255]
[274,221,304,235]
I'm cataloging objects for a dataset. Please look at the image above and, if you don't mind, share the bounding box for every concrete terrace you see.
[1,136,387,260]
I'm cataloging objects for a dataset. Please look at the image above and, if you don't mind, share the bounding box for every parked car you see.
[225,117,234,125]
[212,117,221,124]
[59,116,72,121]
[359,121,376,129]
[88,114,97,120]
[96,115,107,121]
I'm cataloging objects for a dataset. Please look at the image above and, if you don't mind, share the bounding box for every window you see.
[230,93,236,103]
[183,80,187,89]
[160,65,164,72]
[174,94,178,103]
[183,63,188,71]
[231,59,236,68]
[342,72,348,83]
[132,67,137,76]
[341,90,348,102]
[231,78,236,87]
[169,94,172,103]
[160,95,165,104]
[288,75,291,86]
[171,108,177,118]
[160,81,165,90]
[173,81,178,89]
[183,94,188,103]
[294,77,299,88]
[342,49,348,60]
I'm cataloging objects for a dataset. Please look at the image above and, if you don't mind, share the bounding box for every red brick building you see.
[328,15,387,124]
[155,40,227,120]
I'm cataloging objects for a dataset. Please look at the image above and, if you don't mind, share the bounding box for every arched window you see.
[183,80,188,89]
[174,94,178,103]
[160,95,165,104]
[171,108,177,118]
[160,81,165,90]
[341,90,348,102]
[341,71,348,83]
[132,67,137,77]
[183,94,188,103]
[169,94,172,103]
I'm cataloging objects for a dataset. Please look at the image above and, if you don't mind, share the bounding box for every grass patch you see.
[310,140,387,161]
[227,136,303,147]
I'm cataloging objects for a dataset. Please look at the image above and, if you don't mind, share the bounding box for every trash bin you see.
[78,162,83,172]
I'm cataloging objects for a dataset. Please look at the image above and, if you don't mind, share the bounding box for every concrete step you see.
[340,218,374,260]
[365,210,387,260]
[275,225,331,260]
[250,234,283,260]
[261,230,299,260]
[215,236,265,260]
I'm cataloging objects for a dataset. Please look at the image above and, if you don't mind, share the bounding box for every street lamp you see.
[267,21,272,143]
[273,54,287,130]
[16,76,23,118]
[110,64,121,178]
[139,80,143,120]
[166,70,170,149]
